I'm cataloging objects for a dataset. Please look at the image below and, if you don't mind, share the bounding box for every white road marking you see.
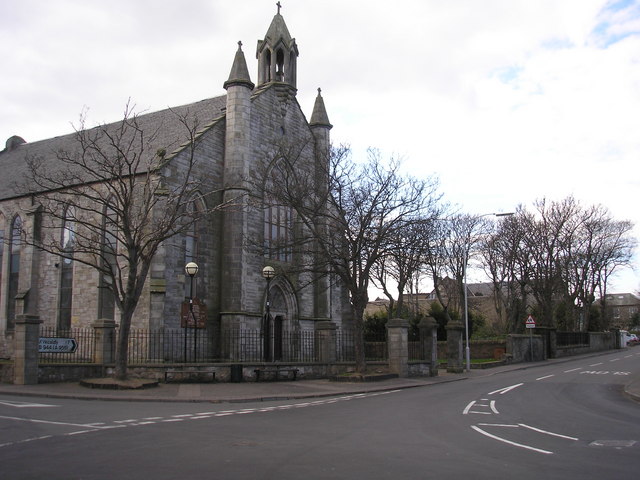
[518,424,578,441]
[536,375,555,381]
[0,400,59,408]
[463,401,476,415]
[0,415,112,429]
[490,401,499,414]
[589,362,603,366]
[0,390,402,450]
[471,425,553,455]
[488,383,523,395]
[563,368,582,373]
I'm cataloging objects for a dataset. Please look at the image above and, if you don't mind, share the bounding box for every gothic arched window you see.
[184,199,203,298]
[58,207,75,330]
[98,203,117,320]
[263,163,292,262]
[7,215,22,329]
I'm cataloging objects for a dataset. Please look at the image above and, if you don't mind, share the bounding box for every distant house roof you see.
[0,95,227,201]
[604,293,640,306]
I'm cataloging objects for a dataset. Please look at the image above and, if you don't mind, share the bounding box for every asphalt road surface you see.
[1,350,639,479]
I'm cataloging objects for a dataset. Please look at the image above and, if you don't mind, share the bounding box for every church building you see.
[0,7,352,362]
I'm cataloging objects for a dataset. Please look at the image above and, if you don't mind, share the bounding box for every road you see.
[1,349,639,479]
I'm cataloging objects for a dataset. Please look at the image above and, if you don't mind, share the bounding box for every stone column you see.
[387,318,409,378]
[13,314,42,385]
[446,320,464,373]
[315,321,337,363]
[93,319,117,364]
[419,316,439,377]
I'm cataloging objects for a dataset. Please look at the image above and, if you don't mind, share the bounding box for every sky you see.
[1,0,639,294]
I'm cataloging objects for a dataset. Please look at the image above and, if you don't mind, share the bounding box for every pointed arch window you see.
[7,216,22,330]
[58,207,75,330]
[98,204,117,320]
[263,163,292,262]
[184,198,203,298]
[0,215,4,313]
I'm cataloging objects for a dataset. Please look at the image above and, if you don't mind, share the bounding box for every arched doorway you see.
[262,278,298,362]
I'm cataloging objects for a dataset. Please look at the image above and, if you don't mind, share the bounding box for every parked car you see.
[624,332,639,346]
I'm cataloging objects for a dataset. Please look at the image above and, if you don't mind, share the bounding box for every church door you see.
[273,315,284,361]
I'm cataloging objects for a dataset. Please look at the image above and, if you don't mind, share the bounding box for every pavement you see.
[0,353,639,404]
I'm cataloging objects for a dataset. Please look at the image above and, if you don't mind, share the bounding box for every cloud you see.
[1,0,638,291]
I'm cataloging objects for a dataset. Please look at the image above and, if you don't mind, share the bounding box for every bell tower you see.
[256,2,298,89]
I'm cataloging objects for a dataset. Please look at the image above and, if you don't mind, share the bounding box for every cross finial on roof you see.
[317,88,322,95]
[277,1,282,14]
[238,40,243,49]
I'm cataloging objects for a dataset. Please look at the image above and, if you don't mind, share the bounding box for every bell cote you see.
[256,3,298,89]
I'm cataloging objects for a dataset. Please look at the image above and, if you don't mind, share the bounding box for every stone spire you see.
[256,3,299,88]
[309,88,332,129]
[224,41,255,90]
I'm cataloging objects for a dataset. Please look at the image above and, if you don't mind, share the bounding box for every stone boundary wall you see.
[556,332,616,358]
[438,340,507,360]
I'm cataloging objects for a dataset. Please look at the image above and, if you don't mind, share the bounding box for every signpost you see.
[38,337,77,353]
[525,315,536,361]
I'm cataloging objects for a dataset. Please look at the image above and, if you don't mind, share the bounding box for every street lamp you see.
[185,262,199,362]
[463,212,514,372]
[262,265,276,362]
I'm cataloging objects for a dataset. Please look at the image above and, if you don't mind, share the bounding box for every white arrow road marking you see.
[488,383,523,395]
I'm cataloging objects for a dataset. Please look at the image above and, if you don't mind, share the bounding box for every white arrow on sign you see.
[38,337,78,353]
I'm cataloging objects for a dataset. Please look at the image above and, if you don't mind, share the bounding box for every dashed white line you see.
[589,362,603,367]
[563,368,582,373]
[536,375,555,381]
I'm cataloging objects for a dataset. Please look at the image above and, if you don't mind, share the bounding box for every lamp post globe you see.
[185,262,199,277]
[262,265,275,280]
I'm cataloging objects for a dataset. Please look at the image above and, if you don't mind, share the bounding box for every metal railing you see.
[36,326,392,365]
[336,330,387,362]
[220,328,319,363]
[125,328,212,364]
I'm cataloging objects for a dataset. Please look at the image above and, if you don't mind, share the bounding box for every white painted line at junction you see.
[0,415,115,429]
[518,424,578,441]
[471,425,553,455]
[0,400,59,408]
[609,358,620,362]
[490,401,499,414]
[589,362,603,366]
[488,383,523,395]
[564,368,582,373]
[536,375,555,381]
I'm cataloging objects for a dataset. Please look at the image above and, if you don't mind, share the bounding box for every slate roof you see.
[0,95,228,201]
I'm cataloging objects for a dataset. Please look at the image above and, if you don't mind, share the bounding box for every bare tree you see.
[481,207,532,333]
[256,145,440,372]
[21,104,234,379]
